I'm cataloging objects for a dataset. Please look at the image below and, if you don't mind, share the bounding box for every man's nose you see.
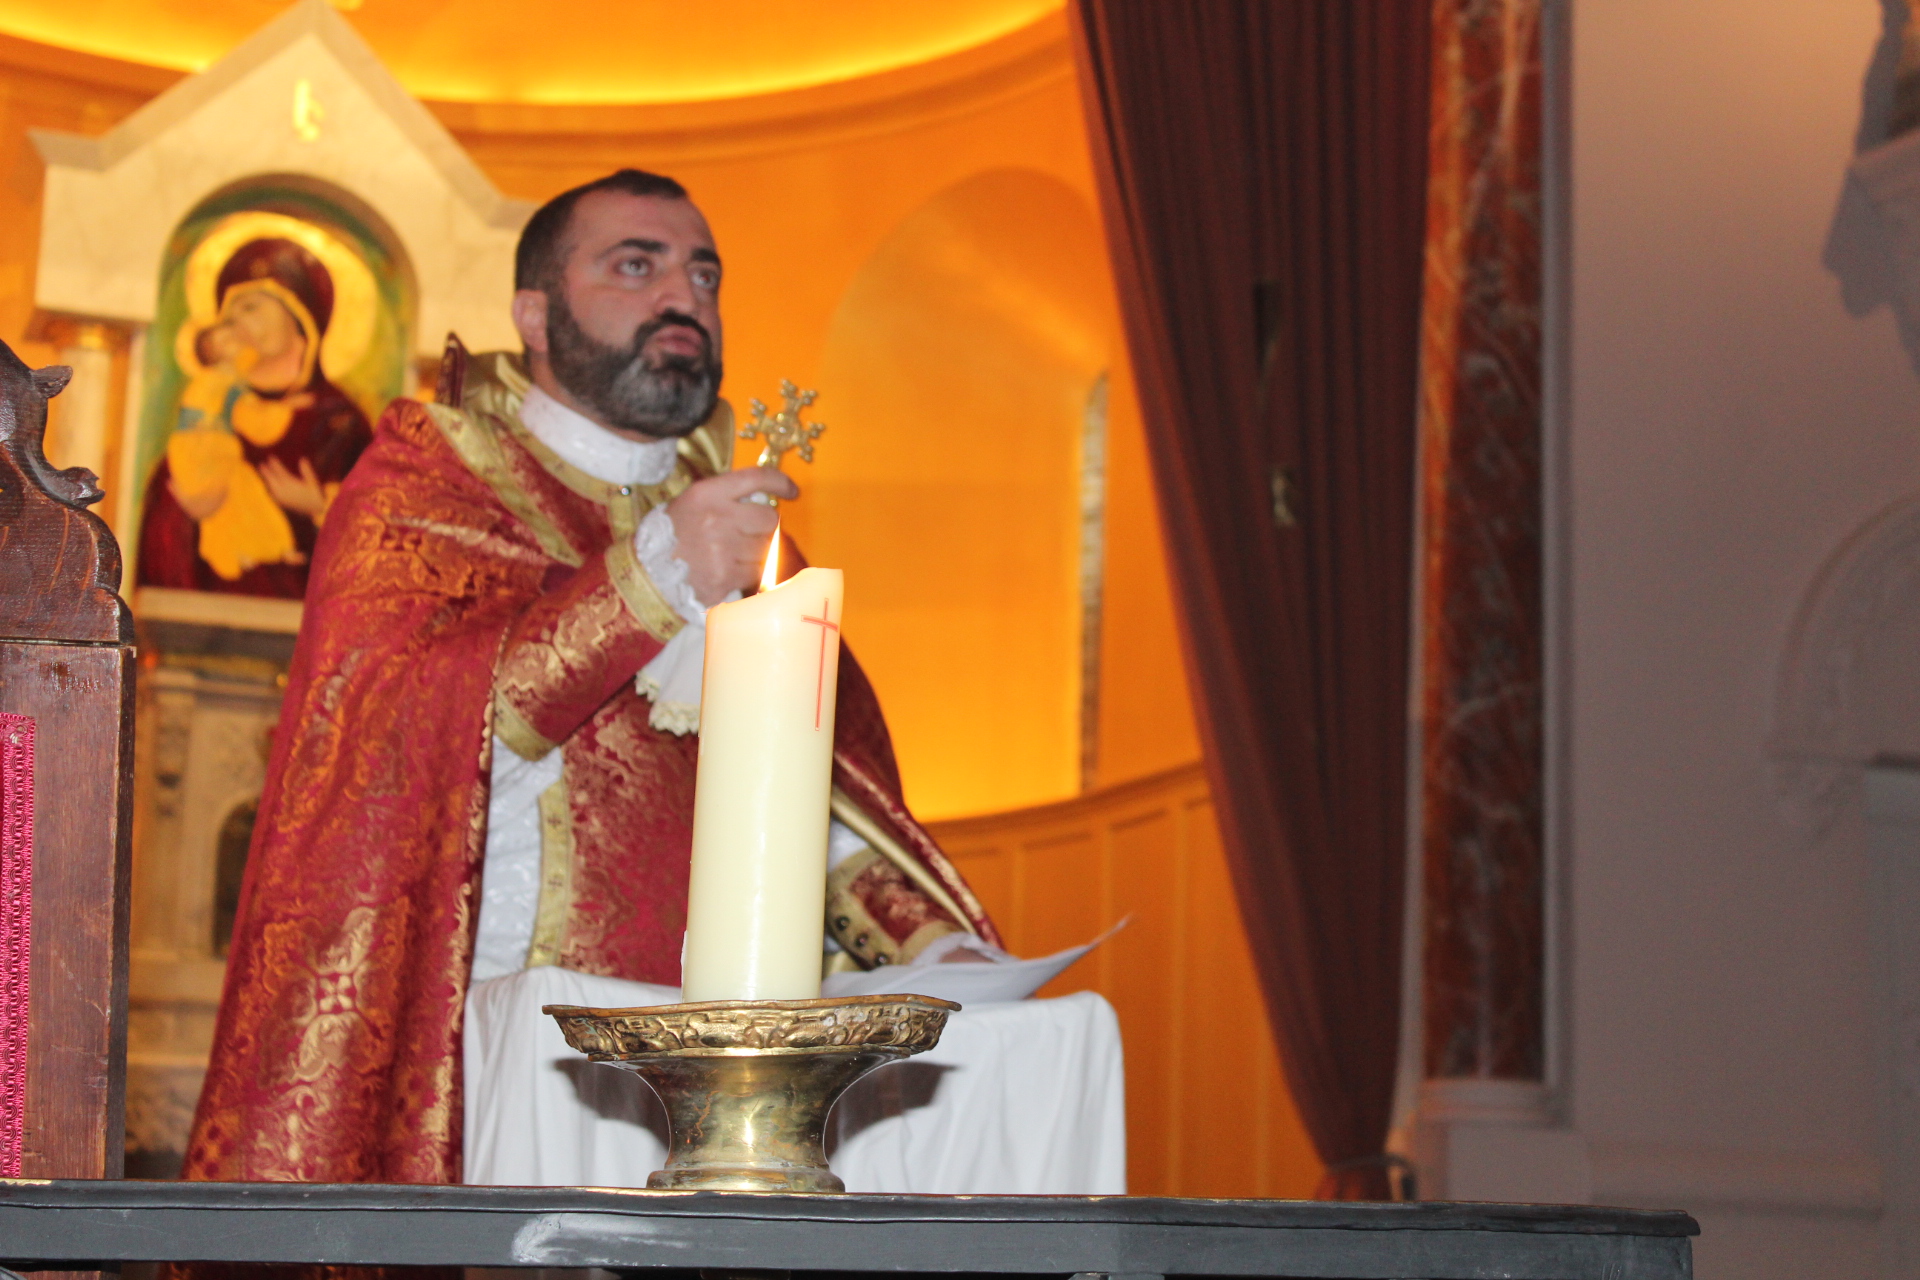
[652,264,700,316]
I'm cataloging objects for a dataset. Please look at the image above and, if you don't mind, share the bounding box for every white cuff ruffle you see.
[633,506,739,734]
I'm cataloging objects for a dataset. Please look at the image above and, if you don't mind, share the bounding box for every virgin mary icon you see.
[138,235,374,599]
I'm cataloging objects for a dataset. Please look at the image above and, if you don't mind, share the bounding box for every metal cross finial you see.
[740,381,826,470]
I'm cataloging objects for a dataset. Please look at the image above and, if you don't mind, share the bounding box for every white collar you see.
[520,385,678,487]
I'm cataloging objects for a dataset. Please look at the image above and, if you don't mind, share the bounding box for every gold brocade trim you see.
[680,399,736,477]
[385,513,549,565]
[550,993,955,1056]
[500,404,708,544]
[527,774,575,967]
[423,399,582,568]
[827,791,979,938]
[834,756,995,936]
[501,411,691,526]
[605,537,686,645]
[494,695,558,762]
[825,849,967,966]
[825,849,900,966]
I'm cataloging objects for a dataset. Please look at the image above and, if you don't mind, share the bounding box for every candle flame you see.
[759,527,781,592]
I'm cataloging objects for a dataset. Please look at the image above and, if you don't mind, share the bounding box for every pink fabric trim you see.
[0,713,32,1179]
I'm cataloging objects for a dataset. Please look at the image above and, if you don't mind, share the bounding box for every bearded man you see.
[181,170,999,1184]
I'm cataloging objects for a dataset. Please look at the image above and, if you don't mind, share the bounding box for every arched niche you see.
[1771,492,1920,833]
[132,173,418,525]
[804,168,1115,819]
[1771,494,1920,1270]
[212,795,260,958]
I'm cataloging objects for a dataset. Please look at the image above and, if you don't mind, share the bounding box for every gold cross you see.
[740,381,826,470]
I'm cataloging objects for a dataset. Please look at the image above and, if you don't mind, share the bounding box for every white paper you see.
[820,919,1127,1005]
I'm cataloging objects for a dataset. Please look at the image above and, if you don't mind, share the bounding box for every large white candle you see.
[682,539,844,1002]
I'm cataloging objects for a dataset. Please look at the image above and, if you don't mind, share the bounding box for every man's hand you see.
[666,467,798,605]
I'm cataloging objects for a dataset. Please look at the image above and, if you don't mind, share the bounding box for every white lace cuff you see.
[634,507,740,735]
[635,506,705,626]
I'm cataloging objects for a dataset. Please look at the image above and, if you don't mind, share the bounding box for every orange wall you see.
[810,169,1108,813]
[1095,357,1199,786]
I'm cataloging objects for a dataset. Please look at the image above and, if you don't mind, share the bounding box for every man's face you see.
[518,190,725,439]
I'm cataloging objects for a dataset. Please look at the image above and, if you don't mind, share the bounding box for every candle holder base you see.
[546,992,958,1193]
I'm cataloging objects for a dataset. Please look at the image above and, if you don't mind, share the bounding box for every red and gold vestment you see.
[180,347,998,1184]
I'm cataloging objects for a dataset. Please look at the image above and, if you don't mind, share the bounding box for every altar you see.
[0,1179,1697,1280]
[464,966,1128,1194]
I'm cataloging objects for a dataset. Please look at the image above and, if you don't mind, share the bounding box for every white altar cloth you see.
[462,965,1127,1194]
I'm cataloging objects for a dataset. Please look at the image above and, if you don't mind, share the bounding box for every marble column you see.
[1416,0,1546,1124]
[37,316,131,537]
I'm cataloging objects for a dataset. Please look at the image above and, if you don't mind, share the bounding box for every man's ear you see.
[511,290,550,356]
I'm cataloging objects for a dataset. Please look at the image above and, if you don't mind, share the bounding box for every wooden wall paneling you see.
[943,842,1012,937]
[1018,831,1104,997]
[1177,798,1272,1198]
[1105,805,1183,1189]
[1180,793,1322,1200]
[926,763,1323,1199]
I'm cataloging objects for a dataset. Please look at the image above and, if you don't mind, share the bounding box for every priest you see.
[181,169,1001,1184]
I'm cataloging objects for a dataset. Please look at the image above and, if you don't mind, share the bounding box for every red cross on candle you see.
[801,598,839,730]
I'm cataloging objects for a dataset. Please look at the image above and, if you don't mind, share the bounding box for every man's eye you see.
[617,258,651,277]
[692,268,720,290]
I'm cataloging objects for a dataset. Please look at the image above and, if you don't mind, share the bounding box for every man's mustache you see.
[631,314,713,364]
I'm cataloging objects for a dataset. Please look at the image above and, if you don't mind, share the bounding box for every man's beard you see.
[544,293,721,438]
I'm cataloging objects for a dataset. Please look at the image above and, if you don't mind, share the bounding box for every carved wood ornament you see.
[0,341,130,645]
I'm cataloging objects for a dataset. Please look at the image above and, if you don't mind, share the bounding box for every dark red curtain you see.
[1069,2,1431,1199]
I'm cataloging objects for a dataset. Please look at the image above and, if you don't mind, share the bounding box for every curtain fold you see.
[1069,1,1431,1200]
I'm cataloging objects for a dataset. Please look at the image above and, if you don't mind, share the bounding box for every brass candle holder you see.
[546,992,958,1193]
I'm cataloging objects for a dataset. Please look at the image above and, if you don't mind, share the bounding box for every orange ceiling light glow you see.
[0,0,1064,104]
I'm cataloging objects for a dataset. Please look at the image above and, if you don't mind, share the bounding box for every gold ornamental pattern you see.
[546,993,958,1057]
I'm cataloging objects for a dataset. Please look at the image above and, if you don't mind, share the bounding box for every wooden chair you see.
[0,335,132,1188]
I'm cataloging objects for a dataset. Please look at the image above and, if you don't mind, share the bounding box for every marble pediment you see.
[29,0,533,356]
